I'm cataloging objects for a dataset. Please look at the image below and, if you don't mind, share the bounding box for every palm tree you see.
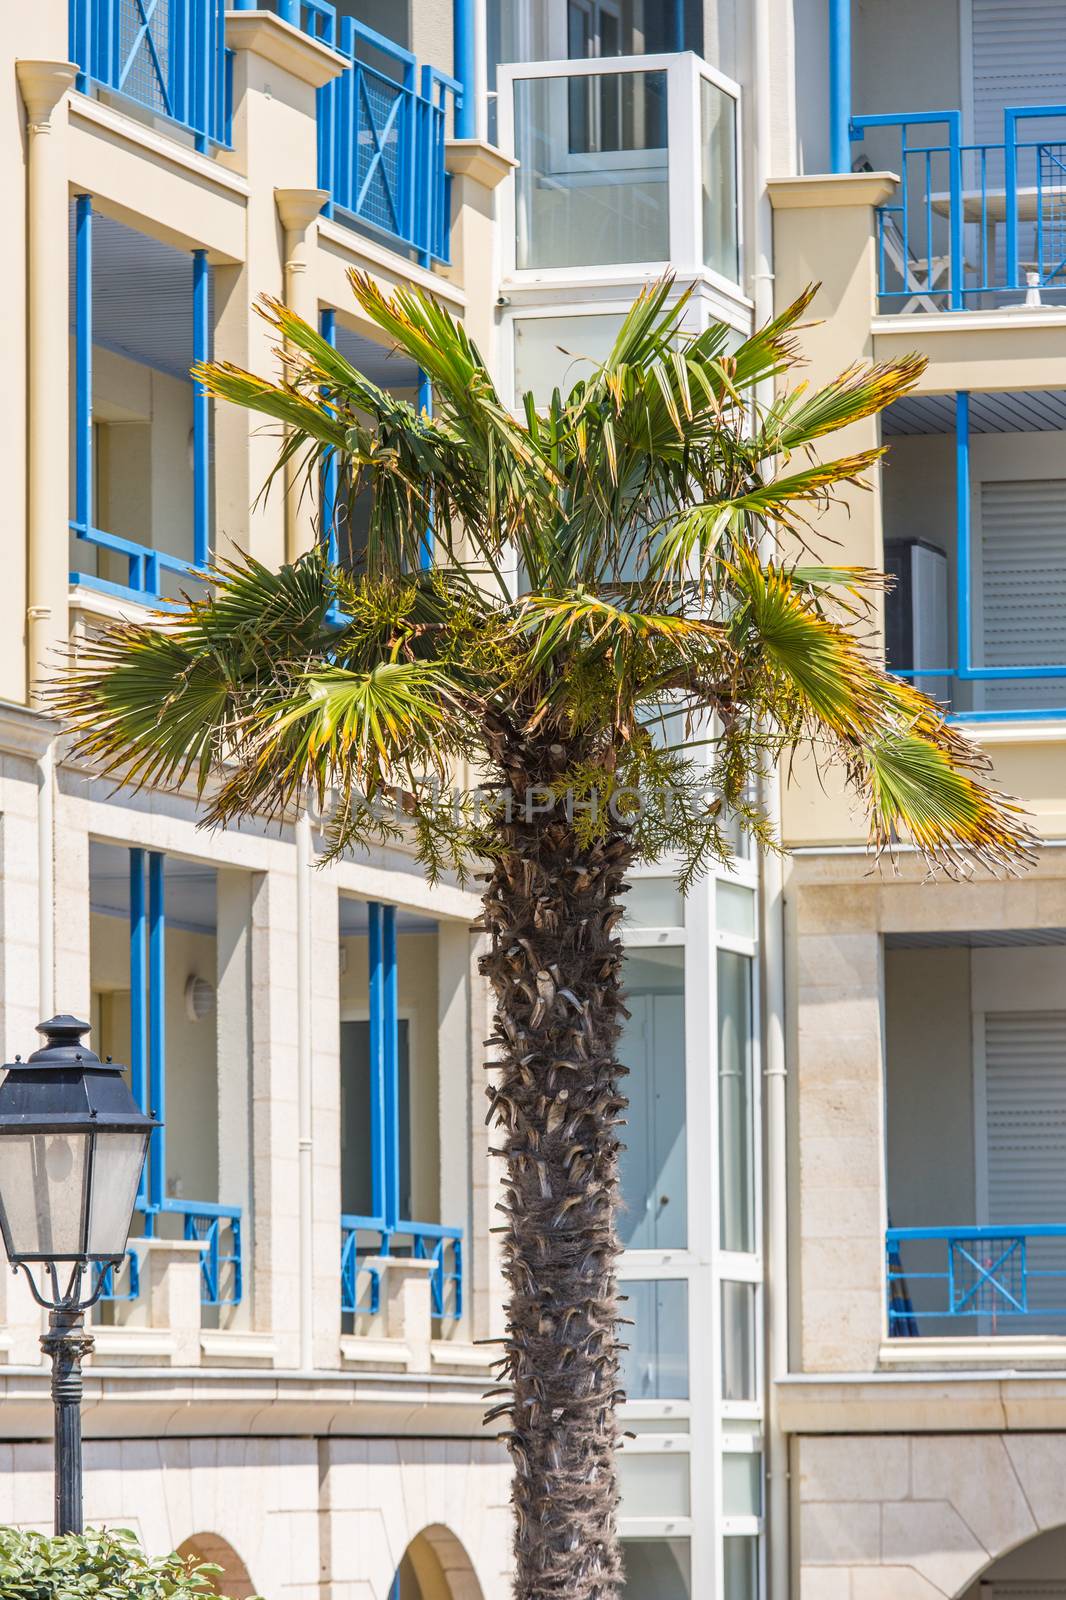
[57,275,1032,1600]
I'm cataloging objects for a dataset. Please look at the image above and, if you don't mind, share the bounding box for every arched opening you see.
[959,1523,1066,1597]
[388,1525,486,1600]
[176,1533,256,1599]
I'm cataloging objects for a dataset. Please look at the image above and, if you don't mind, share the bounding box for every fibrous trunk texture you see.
[480,787,632,1600]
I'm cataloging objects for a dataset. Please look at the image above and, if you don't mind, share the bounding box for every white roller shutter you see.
[983,1011,1066,1320]
[978,479,1066,709]
[985,1584,1066,1598]
[971,0,1066,144]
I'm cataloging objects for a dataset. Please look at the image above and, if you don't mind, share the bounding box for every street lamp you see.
[0,1016,156,1534]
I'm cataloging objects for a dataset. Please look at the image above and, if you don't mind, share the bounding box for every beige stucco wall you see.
[796,1431,1066,1599]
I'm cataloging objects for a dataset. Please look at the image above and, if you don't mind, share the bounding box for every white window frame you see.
[497,50,744,295]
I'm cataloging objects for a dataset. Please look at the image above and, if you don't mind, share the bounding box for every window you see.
[621,1278,689,1399]
[621,1537,691,1598]
[338,900,440,1230]
[618,947,686,1249]
[723,1536,760,1599]
[718,949,755,1254]
[721,1280,757,1401]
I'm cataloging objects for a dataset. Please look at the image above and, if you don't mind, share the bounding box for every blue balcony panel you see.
[70,0,232,151]
[341,1217,463,1321]
[851,103,1066,312]
[888,1225,1066,1337]
[95,1199,243,1309]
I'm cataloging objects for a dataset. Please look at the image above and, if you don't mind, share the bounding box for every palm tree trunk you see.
[480,789,633,1600]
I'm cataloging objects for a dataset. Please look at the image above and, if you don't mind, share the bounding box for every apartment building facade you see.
[778,2,1066,1596]
[4,2,767,1597]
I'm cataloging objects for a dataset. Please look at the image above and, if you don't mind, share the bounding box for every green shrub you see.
[0,1526,257,1599]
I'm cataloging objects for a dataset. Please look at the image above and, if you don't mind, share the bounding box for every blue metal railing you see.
[886,390,1066,723]
[340,1217,463,1321]
[851,104,1066,310]
[887,1225,1066,1335]
[96,1200,243,1309]
[69,0,232,151]
[317,15,459,266]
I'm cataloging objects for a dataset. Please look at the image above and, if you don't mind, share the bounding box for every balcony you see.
[884,928,1066,1342]
[850,104,1066,313]
[89,844,249,1345]
[881,387,1066,721]
[70,0,232,151]
[69,0,458,267]
[338,898,464,1350]
[496,52,740,287]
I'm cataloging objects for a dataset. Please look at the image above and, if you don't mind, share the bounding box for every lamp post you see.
[0,1016,156,1534]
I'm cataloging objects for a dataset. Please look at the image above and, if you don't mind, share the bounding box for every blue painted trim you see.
[129,849,149,1210]
[674,0,685,49]
[320,307,339,564]
[829,0,851,173]
[453,0,475,139]
[418,369,433,571]
[955,391,971,677]
[148,852,166,1211]
[382,904,399,1230]
[75,194,93,533]
[368,903,387,1223]
[192,249,211,569]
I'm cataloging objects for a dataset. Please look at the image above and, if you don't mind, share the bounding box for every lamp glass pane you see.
[87,1131,149,1256]
[0,1132,91,1257]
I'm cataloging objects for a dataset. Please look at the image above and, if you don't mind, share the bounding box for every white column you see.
[16,60,77,701]
[275,187,328,562]
[217,867,254,1329]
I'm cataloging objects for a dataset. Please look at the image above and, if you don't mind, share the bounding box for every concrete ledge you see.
[224,11,348,89]
[429,1341,495,1373]
[88,1327,179,1360]
[200,1329,278,1364]
[767,171,899,210]
[879,1336,1066,1370]
[446,138,517,190]
[339,1335,413,1369]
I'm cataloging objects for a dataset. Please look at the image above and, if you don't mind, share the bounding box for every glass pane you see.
[618,947,686,1248]
[717,880,755,940]
[621,1538,691,1599]
[724,1536,760,1600]
[0,1132,90,1257]
[701,77,738,280]
[621,1279,689,1400]
[514,72,669,269]
[624,878,684,929]
[87,1131,149,1256]
[721,1280,757,1401]
[513,312,625,406]
[617,1450,691,1518]
[718,950,755,1253]
[722,1451,763,1518]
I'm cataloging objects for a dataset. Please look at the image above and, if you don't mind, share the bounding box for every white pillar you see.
[275,187,328,562]
[16,60,77,702]
[217,868,254,1329]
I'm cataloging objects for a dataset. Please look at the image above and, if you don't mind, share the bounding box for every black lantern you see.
[0,1016,157,1533]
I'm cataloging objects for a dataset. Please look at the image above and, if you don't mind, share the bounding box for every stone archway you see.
[177,1533,257,1599]
[390,1525,487,1600]
[958,1523,1066,1597]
